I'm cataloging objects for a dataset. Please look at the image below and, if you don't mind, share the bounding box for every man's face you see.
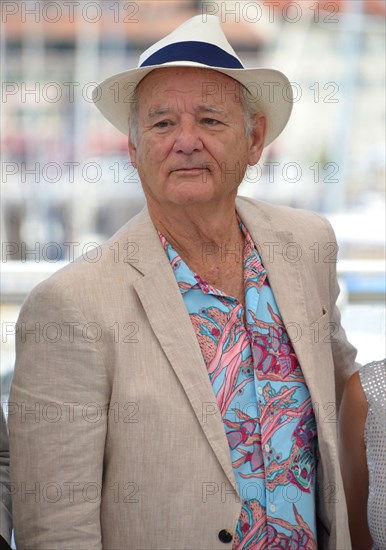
[128,67,266,208]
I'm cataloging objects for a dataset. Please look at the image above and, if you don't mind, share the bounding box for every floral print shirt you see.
[158,214,317,549]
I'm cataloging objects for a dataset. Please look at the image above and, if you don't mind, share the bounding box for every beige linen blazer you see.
[9,196,358,549]
[0,406,12,547]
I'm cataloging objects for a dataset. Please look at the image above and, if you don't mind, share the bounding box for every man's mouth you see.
[175,168,204,172]
[172,165,211,174]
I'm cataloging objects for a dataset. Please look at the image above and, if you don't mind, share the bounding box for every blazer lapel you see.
[235,198,323,405]
[125,206,238,491]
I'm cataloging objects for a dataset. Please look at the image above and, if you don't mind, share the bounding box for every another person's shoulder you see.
[340,361,386,426]
[359,359,386,403]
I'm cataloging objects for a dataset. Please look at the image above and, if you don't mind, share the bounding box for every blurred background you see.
[1,0,385,403]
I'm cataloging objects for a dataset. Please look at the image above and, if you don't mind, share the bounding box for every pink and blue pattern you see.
[158,214,317,549]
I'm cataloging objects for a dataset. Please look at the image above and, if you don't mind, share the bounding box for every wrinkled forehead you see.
[135,67,245,111]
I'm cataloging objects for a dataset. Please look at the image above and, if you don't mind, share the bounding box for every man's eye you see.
[203,118,220,126]
[154,120,170,128]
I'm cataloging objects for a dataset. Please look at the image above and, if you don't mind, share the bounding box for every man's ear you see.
[128,136,137,167]
[248,112,267,166]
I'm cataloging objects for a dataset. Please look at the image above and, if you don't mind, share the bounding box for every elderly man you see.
[9,15,358,550]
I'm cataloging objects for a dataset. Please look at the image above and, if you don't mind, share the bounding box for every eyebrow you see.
[196,105,225,115]
[147,107,173,119]
[146,105,226,118]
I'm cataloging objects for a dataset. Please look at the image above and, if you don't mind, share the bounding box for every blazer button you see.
[218,529,233,543]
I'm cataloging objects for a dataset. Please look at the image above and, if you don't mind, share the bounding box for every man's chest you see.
[198,261,245,309]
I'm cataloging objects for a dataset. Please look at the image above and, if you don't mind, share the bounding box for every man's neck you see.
[147,199,245,268]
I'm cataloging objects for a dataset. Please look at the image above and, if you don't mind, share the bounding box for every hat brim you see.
[92,62,293,148]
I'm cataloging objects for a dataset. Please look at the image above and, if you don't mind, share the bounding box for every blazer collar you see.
[126,205,239,489]
[117,196,280,273]
[235,198,325,411]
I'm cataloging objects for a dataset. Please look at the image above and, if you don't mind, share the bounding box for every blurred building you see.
[1,0,385,259]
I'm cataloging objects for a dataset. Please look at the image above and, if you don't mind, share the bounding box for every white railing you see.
[1,260,385,301]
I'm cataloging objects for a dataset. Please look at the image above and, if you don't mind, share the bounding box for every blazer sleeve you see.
[8,278,111,550]
[0,405,12,546]
[322,215,361,408]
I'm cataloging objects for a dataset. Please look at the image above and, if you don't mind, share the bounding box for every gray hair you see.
[128,83,260,147]
[128,87,139,147]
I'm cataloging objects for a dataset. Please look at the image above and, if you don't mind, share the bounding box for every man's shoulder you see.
[23,208,149,306]
[236,195,335,237]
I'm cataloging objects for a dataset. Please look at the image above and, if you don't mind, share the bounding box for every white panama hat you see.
[92,15,293,147]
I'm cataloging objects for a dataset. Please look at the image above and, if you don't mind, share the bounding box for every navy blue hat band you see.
[140,41,244,69]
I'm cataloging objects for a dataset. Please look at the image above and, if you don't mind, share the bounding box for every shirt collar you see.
[157,213,265,296]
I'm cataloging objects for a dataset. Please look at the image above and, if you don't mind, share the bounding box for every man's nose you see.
[172,119,204,154]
